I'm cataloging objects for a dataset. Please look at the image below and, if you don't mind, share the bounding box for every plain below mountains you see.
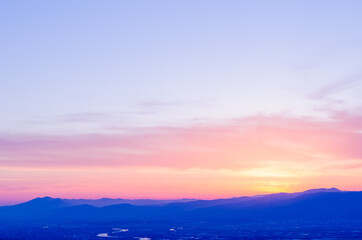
[1,188,361,222]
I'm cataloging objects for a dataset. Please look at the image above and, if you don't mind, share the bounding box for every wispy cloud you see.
[36,110,157,124]
[138,99,212,109]
[1,110,362,200]
[1,110,361,171]
[310,73,362,100]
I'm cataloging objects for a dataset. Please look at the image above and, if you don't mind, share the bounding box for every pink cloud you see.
[1,110,362,202]
[0,111,361,171]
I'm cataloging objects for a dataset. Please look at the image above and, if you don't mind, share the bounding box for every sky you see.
[1,0,362,205]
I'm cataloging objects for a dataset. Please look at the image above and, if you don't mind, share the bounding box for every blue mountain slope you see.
[186,191,362,221]
[1,188,361,222]
[0,197,68,216]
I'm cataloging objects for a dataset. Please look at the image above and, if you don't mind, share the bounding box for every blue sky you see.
[1,0,362,134]
[1,1,362,203]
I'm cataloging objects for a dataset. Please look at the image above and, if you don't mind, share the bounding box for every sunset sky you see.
[1,0,362,205]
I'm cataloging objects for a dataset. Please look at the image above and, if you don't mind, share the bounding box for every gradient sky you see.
[1,0,362,205]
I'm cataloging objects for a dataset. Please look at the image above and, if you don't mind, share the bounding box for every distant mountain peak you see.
[302,187,341,194]
[38,196,54,200]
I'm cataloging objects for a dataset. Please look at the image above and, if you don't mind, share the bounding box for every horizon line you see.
[0,187,348,206]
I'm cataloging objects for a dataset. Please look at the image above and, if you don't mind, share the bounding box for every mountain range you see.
[1,188,361,222]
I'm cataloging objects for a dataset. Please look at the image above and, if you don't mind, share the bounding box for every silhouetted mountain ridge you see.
[1,188,361,222]
[7,196,196,208]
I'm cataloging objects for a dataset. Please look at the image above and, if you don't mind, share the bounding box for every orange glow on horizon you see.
[1,112,362,204]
